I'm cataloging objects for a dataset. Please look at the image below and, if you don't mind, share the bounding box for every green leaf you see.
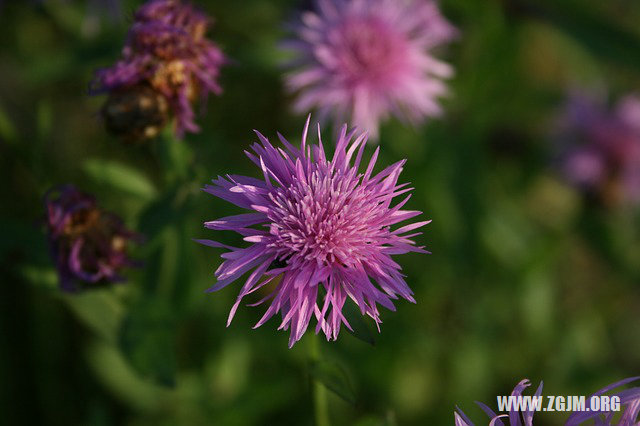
[0,104,17,143]
[517,0,640,70]
[19,265,58,290]
[310,359,356,405]
[62,290,124,343]
[119,299,177,387]
[85,340,172,412]
[37,99,53,142]
[83,158,157,199]
[342,300,377,346]
[156,127,194,184]
[137,185,190,239]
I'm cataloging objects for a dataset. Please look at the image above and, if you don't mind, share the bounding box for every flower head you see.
[558,93,640,207]
[284,0,457,140]
[92,0,225,139]
[455,379,543,426]
[198,117,428,347]
[45,185,138,292]
[566,376,640,426]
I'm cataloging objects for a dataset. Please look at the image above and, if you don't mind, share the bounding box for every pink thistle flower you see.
[198,117,429,347]
[92,0,225,139]
[284,0,457,140]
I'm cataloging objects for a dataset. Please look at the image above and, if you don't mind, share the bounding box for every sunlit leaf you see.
[83,158,157,199]
[62,290,124,343]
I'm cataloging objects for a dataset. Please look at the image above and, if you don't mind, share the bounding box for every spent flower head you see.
[45,185,138,292]
[92,0,225,139]
[198,117,429,347]
[284,0,457,140]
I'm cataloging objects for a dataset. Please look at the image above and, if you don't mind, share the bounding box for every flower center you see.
[267,168,380,267]
[333,17,408,87]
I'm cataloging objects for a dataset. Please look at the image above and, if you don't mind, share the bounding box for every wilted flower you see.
[45,185,138,292]
[566,376,640,426]
[198,117,429,347]
[455,379,543,426]
[558,93,640,207]
[284,0,457,140]
[92,0,225,139]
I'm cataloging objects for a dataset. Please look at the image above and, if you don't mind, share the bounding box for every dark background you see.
[1,0,639,424]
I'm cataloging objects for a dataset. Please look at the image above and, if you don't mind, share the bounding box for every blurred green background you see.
[1,0,640,425]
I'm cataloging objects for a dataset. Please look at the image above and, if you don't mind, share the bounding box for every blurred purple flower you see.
[92,0,225,138]
[455,379,543,426]
[566,377,640,426]
[198,117,429,347]
[45,185,138,292]
[559,93,640,207]
[284,0,457,140]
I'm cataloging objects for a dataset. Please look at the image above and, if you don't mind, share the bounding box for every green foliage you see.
[311,358,357,405]
[119,299,177,387]
[83,158,158,199]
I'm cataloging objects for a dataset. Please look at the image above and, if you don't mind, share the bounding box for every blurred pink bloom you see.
[284,0,457,140]
[559,93,640,206]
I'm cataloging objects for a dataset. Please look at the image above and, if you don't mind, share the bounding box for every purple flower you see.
[284,0,457,140]
[566,377,640,426]
[455,379,543,426]
[559,93,640,207]
[92,0,225,139]
[45,185,138,292]
[198,117,429,347]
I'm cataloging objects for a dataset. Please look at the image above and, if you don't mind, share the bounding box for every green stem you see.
[310,334,330,426]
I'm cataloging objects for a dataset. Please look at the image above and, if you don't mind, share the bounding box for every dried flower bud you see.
[45,185,139,292]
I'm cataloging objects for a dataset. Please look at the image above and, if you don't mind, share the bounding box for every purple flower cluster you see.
[566,377,640,426]
[45,185,138,292]
[284,0,457,139]
[199,117,428,347]
[455,379,543,426]
[559,94,640,207]
[455,377,640,426]
[92,0,225,138]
